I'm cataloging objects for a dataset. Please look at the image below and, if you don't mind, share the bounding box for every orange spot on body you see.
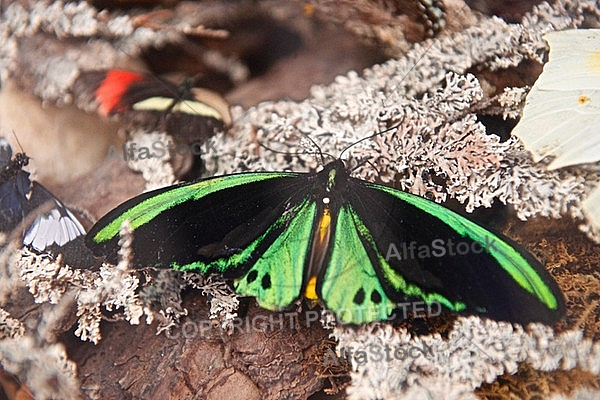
[578,95,590,105]
[95,70,144,115]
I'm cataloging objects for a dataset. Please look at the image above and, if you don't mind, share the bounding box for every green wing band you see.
[320,205,397,324]
[233,199,316,310]
[91,173,289,244]
[370,183,559,310]
[321,204,464,324]
[350,206,467,312]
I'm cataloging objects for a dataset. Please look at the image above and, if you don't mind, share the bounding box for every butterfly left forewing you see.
[0,171,30,233]
[88,172,299,264]
[87,171,317,310]
[0,142,30,233]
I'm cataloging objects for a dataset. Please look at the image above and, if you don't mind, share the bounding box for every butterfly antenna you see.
[257,141,318,159]
[10,130,25,153]
[339,112,406,160]
[351,158,376,173]
[257,123,336,167]
[297,129,330,165]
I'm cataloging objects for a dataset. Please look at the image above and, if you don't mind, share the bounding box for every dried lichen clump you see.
[332,318,600,399]
[0,264,80,399]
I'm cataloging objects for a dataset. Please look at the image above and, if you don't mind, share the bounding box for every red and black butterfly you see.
[74,69,232,143]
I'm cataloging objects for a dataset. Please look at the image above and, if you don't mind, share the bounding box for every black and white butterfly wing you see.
[0,137,86,255]
[22,182,86,252]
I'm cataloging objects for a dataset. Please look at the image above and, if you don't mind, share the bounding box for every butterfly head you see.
[1,153,30,183]
[314,160,352,203]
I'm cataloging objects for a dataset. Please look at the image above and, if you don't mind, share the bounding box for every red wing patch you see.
[95,69,145,115]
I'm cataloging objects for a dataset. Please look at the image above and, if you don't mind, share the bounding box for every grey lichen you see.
[125,130,177,190]
[0,295,81,400]
[332,317,600,399]
[0,307,25,340]
[200,275,240,335]
[13,223,154,345]
[0,335,80,400]
[73,220,153,344]
[0,237,26,303]
[17,249,90,305]
[141,269,188,335]
[498,87,529,120]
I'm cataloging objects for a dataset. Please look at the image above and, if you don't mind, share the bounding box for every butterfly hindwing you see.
[512,29,600,169]
[74,69,231,144]
[318,203,397,323]
[22,182,86,252]
[233,197,316,310]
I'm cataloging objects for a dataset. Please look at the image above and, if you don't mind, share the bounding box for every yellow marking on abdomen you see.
[305,275,318,300]
[305,206,331,302]
[319,208,331,243]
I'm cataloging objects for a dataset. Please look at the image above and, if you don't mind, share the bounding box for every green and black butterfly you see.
[86,153,565,325]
